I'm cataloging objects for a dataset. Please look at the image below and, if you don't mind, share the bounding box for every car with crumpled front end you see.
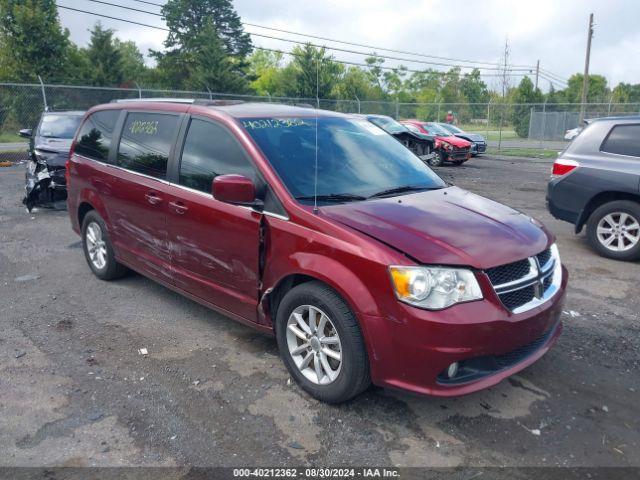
[20,110,84,210]
[401,119,472,166]
[67,100,567,403]
[436,122,487,156]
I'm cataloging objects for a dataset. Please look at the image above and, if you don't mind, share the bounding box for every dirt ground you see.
[0,155,638,470]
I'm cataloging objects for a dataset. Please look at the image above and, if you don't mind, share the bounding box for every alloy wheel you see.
[285,305,342,385]
[85,221,108,269]
[596,212,640,252]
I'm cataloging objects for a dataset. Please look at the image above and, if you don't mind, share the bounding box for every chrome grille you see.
[485,247,559,313]
[485,258,531,285]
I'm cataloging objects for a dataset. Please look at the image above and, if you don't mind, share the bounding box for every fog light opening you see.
[446,362,459,379]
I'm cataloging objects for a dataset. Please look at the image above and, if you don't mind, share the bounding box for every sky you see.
[57,0,640,92]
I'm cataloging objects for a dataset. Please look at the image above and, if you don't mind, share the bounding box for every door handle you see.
[145,191,163,205]
[169,200,188,215]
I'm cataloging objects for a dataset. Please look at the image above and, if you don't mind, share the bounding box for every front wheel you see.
[586,200,640,261]
[428,151,444,167]
[275,281,370,403]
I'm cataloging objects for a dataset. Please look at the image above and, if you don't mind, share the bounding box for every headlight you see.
[440,142,453,150]
[389,266,483,310]
[34,149,53,164]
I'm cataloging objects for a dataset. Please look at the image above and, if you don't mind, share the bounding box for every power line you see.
[80,0,534,72]
[56,5,537,79]
[119,0,573,82]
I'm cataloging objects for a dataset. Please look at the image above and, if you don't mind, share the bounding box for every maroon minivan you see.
[67,100,567,403]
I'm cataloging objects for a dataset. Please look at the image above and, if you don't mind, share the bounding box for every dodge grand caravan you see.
[67,100,567,403]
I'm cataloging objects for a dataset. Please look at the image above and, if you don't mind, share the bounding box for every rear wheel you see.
[82,211,128,280]
[586,200,640,261]
[275,281,370,403]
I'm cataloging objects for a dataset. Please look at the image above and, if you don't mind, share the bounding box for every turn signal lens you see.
[389,266,482,310]
[552,158,579,178]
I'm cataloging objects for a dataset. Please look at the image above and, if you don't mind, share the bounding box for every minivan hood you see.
[321,186,549,269]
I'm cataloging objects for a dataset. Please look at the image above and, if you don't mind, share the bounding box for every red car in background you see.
[402,119,472,166]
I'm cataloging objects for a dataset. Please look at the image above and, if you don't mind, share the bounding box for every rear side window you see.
[601,124,640,157]
[178,118,256,192]
[117,112,179,179]
[75,110,120,162]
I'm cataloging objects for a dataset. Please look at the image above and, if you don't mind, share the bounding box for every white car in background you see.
[565,119,591,141]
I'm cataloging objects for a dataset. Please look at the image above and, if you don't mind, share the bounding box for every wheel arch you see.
[261,255,382,331]
[576,191,640,233]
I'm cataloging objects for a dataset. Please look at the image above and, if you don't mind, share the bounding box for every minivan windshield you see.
[242,116,446,203]
[39,114,83,139]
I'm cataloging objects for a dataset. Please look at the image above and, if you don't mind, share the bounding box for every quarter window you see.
[75,110,120,162]
[601,124,640,157]
[117,112,179,179]
[179,118,256,193]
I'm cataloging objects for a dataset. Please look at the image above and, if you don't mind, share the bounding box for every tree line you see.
[1,0,639,136]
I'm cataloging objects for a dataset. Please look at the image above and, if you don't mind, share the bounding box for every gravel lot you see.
[0,156,638,469]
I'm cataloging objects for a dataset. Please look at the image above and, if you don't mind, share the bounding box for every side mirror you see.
[19,128,32,138]
[212,174,261,207]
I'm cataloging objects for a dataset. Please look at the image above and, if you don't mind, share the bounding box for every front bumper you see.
[360,265,567,397]
[445,148,471,162]
[474,142,487,154]
[23,160,67,211]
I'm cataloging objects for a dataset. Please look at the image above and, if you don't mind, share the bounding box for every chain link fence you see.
[2,82,640,157]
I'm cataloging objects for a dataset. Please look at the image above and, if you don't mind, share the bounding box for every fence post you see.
[539,100,548,149]
[395,98,399,119]
[37,75,48,111]
[437,102,441,122]
[206,86,213,100]
[485,101,491,142]
[355,95,361,113]
[134,81,142,99]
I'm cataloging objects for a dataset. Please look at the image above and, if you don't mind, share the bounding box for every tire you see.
[275,281,370,403]
[428,151,444,167]
[81,210,128,280]
[586,200,640,261]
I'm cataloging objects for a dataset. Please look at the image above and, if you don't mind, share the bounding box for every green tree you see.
[511,76,543,137]
[154,0,251,91]
[286,44,343,99]
[114,39,148,85]
[248,49,286,96]
[561,73,608,103]
[160,0,250,58]
[0,0,70,82]
[332,66,383,101]
[459,69,489,119]
[86,22,124,86]
[183,20,248,92]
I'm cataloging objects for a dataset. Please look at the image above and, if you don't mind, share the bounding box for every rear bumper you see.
[546,179,579,225]
[361,265,567,397]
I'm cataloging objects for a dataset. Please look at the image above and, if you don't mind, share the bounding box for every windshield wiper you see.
[295,193,367,203]
[368,185,441,199]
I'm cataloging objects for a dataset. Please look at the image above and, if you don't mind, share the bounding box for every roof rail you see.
[110,98,195,104]
[110,98,245,106]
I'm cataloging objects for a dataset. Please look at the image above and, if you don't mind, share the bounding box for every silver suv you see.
[547,116,640,261]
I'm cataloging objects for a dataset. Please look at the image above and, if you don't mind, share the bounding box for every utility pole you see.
[498,38,510,150]
[534,60,540,90]
[579,13,594,123]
